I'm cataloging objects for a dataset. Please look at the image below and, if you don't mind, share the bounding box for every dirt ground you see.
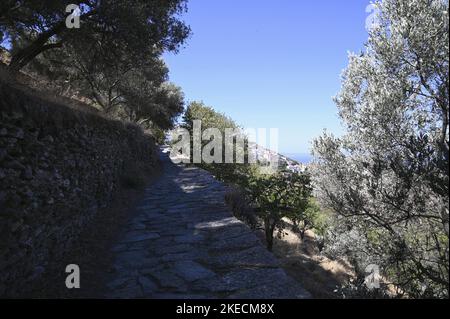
[257,221,355,299]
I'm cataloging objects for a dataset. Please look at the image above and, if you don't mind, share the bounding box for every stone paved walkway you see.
[104,148,310,299]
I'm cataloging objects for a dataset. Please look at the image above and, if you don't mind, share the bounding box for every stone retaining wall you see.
[0,80,158,297]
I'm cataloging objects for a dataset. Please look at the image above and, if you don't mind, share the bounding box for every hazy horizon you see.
[283,153,313,164]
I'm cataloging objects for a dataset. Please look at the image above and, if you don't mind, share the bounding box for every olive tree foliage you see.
[0,0,188,130]
[311,0,449,298]
[182,101,251,183]
[183,101,238,133]
[289,197,329,241]
[33,33,183,129]
[0,0,190,70]
[125,82,185,130]
[247,172,312,251]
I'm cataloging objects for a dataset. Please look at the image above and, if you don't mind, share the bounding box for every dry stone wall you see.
[0,81,158,297]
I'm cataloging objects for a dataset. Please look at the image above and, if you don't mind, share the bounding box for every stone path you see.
[104,148,310,299]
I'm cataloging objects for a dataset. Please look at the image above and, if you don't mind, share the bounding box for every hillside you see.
[1,0,448,302]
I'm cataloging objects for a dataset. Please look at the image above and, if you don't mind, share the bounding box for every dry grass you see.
[258,222,355,299]
[0,64,100,115]
[225,189,355,298]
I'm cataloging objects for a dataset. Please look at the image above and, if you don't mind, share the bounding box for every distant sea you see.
[283,153,313,164]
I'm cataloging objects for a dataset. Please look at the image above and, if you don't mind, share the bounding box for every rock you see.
[43,135,54,143]
[4,160,25,171]
[10,112,23,120]
[107,276,134,290]
[149,268,187,291]
[13,129,24,140]
[229,280,311,299]
[172,261,216,282]
[208,232,260,251]
[204,246,281,269]
[221,268,288,291]
[153,244,192,255]
[113,251,159,270]
[174,233,205,244]
[120,230,161,243]
[32,266,45,279]
[161,252,200,262]
[111,244,128,253]
[10,219,24,232]
[128,222,146,230]
[0,149,7,162]
[21,167,33,180]
[107,280,143,299]
[7,138,18,145]
[62,179,70,188]
[138,276,158,295]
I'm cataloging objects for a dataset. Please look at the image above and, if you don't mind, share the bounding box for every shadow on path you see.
[103,148,311,299]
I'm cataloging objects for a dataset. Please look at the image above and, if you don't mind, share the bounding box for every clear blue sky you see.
[164,0,371,154]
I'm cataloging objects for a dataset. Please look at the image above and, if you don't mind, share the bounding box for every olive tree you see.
[247,172,312,251]
[182,101,252,184]
[1,0,190,70]
[311,0,449,298]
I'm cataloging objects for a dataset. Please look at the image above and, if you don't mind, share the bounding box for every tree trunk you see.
[316,236,325,252]
[300,229,306,240]
[8,9,97,70]
[264,217,275,252]
[9,22,66,71]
